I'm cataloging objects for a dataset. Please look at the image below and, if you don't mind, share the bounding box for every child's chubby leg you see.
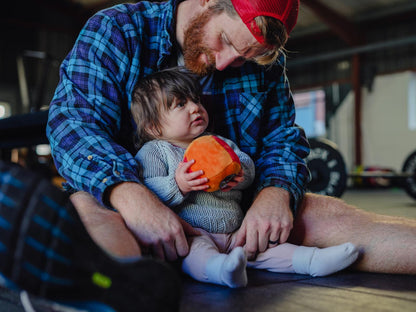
[246,242,359,277]
[182,229,247,288]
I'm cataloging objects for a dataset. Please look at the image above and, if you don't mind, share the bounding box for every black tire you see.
[401,150,416,200]
[306,138,348,198]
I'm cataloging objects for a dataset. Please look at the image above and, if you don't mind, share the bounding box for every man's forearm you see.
[109,182,159,217]
[108,181,193,260]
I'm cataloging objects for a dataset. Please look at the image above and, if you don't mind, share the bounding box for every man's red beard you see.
[183,11,216,76]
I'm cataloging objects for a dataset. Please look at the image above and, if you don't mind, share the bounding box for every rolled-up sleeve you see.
[47,11,142,206]
[253,57,310,211]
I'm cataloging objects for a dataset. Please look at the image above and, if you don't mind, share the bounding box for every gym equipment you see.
[305,138,347,198]
[305,138,416,200]
[0,49,55,160]
[402,150,416,200]
[0,110,48,150]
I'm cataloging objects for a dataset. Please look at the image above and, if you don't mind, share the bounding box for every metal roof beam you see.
[302,0,363,46]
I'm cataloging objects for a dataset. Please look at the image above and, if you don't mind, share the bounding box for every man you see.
[3,0,415,309]
[47,0,415,276]
[48,0,308,260]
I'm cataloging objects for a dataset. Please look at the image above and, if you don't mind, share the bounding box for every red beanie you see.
[230,0,299,45]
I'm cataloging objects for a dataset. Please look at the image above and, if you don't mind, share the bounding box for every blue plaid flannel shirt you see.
[47,0,310,213]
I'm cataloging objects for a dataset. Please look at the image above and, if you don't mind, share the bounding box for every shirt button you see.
[87,155,93,160]
[102,178,108,183]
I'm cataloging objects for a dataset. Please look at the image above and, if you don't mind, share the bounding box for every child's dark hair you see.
[131,67,202,144]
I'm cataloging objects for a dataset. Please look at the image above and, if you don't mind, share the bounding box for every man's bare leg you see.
[290,193,416,274]
[70,191,142,259]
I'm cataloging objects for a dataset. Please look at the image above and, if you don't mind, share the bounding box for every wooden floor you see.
[181,269,415,312]
[1,188,415,311]
[180,187,416,312]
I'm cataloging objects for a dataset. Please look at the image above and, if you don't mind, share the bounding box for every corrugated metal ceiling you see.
[295,0,416,37]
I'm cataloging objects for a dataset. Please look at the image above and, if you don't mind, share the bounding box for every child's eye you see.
[173,101,186,109]
[171,99,186,109]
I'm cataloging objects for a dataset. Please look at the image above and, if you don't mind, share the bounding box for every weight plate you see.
[402,150,416,200]
[306,138,347,197]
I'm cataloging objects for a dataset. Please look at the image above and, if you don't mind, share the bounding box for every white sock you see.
[292,242,359,277]
[205,247,248,288]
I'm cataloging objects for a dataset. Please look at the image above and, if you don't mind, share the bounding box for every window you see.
[294,90,326,138]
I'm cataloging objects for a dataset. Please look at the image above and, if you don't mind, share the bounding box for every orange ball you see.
[184,135,241,192]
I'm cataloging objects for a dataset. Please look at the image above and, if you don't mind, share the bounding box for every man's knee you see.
[291,193,371,246]
[70,191,100,210]
[299,193,367,219]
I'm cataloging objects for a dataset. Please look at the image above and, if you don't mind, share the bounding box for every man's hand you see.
[234,187,293,260]
[175,160,209,194]
[109,182,200,261]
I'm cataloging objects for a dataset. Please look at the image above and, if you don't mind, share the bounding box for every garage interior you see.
[0,0,415,311]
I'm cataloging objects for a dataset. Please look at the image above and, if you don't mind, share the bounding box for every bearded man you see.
[2,0,414,311]
[48,0,416,277]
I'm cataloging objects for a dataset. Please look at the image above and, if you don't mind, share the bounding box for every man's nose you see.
[215,50,241,71]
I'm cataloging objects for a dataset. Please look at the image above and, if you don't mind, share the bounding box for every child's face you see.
[156,98,209,148]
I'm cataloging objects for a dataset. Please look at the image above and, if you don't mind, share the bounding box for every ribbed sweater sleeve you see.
[135,141,186,206]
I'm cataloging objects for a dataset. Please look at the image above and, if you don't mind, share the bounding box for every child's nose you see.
[189,102,200,113]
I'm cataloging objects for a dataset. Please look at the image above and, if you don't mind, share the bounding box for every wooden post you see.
[352,54,362,166]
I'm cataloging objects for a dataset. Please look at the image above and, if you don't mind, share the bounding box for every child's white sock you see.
[205,247,247,288]
[292,242,359,277]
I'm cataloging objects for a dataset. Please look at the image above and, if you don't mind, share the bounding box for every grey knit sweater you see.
[135,136,255,233]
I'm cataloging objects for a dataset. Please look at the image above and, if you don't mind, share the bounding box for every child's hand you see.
[175,160,209,195]
[220,170,244,192]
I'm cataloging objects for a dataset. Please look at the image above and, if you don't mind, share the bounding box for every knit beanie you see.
[230,0,299,44]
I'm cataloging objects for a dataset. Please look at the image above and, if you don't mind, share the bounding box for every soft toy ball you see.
[184,135,241,192]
